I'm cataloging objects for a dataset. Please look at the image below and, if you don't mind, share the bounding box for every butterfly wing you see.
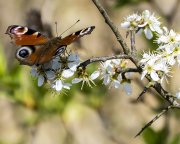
[59,26,95,45]
[13,26,95,66]
[6,25,49,45]
[37,26,96,64]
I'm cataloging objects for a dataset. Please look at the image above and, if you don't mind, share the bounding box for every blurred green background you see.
[0,0,180,144]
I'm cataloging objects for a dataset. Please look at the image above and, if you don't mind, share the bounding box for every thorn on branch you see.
[137,82,153,101]
[137,87,148,102]
[135,105,173,137]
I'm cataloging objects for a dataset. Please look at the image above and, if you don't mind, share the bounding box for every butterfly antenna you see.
[55,21,59,37]
[60,20,80,36]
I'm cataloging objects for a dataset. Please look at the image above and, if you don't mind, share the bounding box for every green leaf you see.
[170,133,180,144]
[0,44,7,77]
[143,127,168,144]
[115,0,147,7]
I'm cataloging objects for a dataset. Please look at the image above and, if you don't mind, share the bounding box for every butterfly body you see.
[6,25,95,66]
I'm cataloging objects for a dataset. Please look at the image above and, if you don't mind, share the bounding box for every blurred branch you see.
[135,105,173,137]
[26,9,53,38]
[149,0,180,26]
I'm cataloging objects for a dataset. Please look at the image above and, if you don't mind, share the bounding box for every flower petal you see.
[123,83,132,95]
[52,60,61,70]
[63,83,72,90]
[121,22,130,29]
[90,71,100,80]
[141,70,147,80]
[112,80,120,88]
[103,74,110,85]
[53,80,63,91]
[62,69,75,78]
[68,62,78,71]
[30,67,38,77]
[45,70,55,80]
[72,78,83,84]
[144,27,153,39]
[150,71,160,81]
[38,75,45,87]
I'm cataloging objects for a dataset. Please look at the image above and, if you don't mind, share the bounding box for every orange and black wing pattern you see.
[59,26,95,46]
[5,25,49,45]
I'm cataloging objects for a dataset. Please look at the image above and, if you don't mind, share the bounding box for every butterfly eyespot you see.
[79,27,92,36]
[16,46,33,59]
[55,46,67,56]
[13,26,28,34]
[19,49,29,58]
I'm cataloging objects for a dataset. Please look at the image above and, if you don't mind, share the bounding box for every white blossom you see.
[121,13,142,31]
[157,28,180,45]
[139,10,162,39]
[52,79,71,91]
[141,61,160,81]
[71,70,99,89]
[121,10,162,39]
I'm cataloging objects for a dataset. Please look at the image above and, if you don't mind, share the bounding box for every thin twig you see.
[135,105,173,137]
[149,0,180,26]
[121,68,140,80]
[79,54,133,68]
[137,82,153,101]
[130,30,136,55]
[137,87,148,101]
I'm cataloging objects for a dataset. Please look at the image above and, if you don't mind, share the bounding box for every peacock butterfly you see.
[5,25,95,66]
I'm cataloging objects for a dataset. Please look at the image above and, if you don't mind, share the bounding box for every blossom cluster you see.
[121,10,162,39]
[30,53,132,95]
[31,53,80,92]
[140,27,180,82]
[121,10,180,98]
[97,59,132,95]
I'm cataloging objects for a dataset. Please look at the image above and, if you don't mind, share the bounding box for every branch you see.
[79,54,133,68]
[153,82,180,107]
